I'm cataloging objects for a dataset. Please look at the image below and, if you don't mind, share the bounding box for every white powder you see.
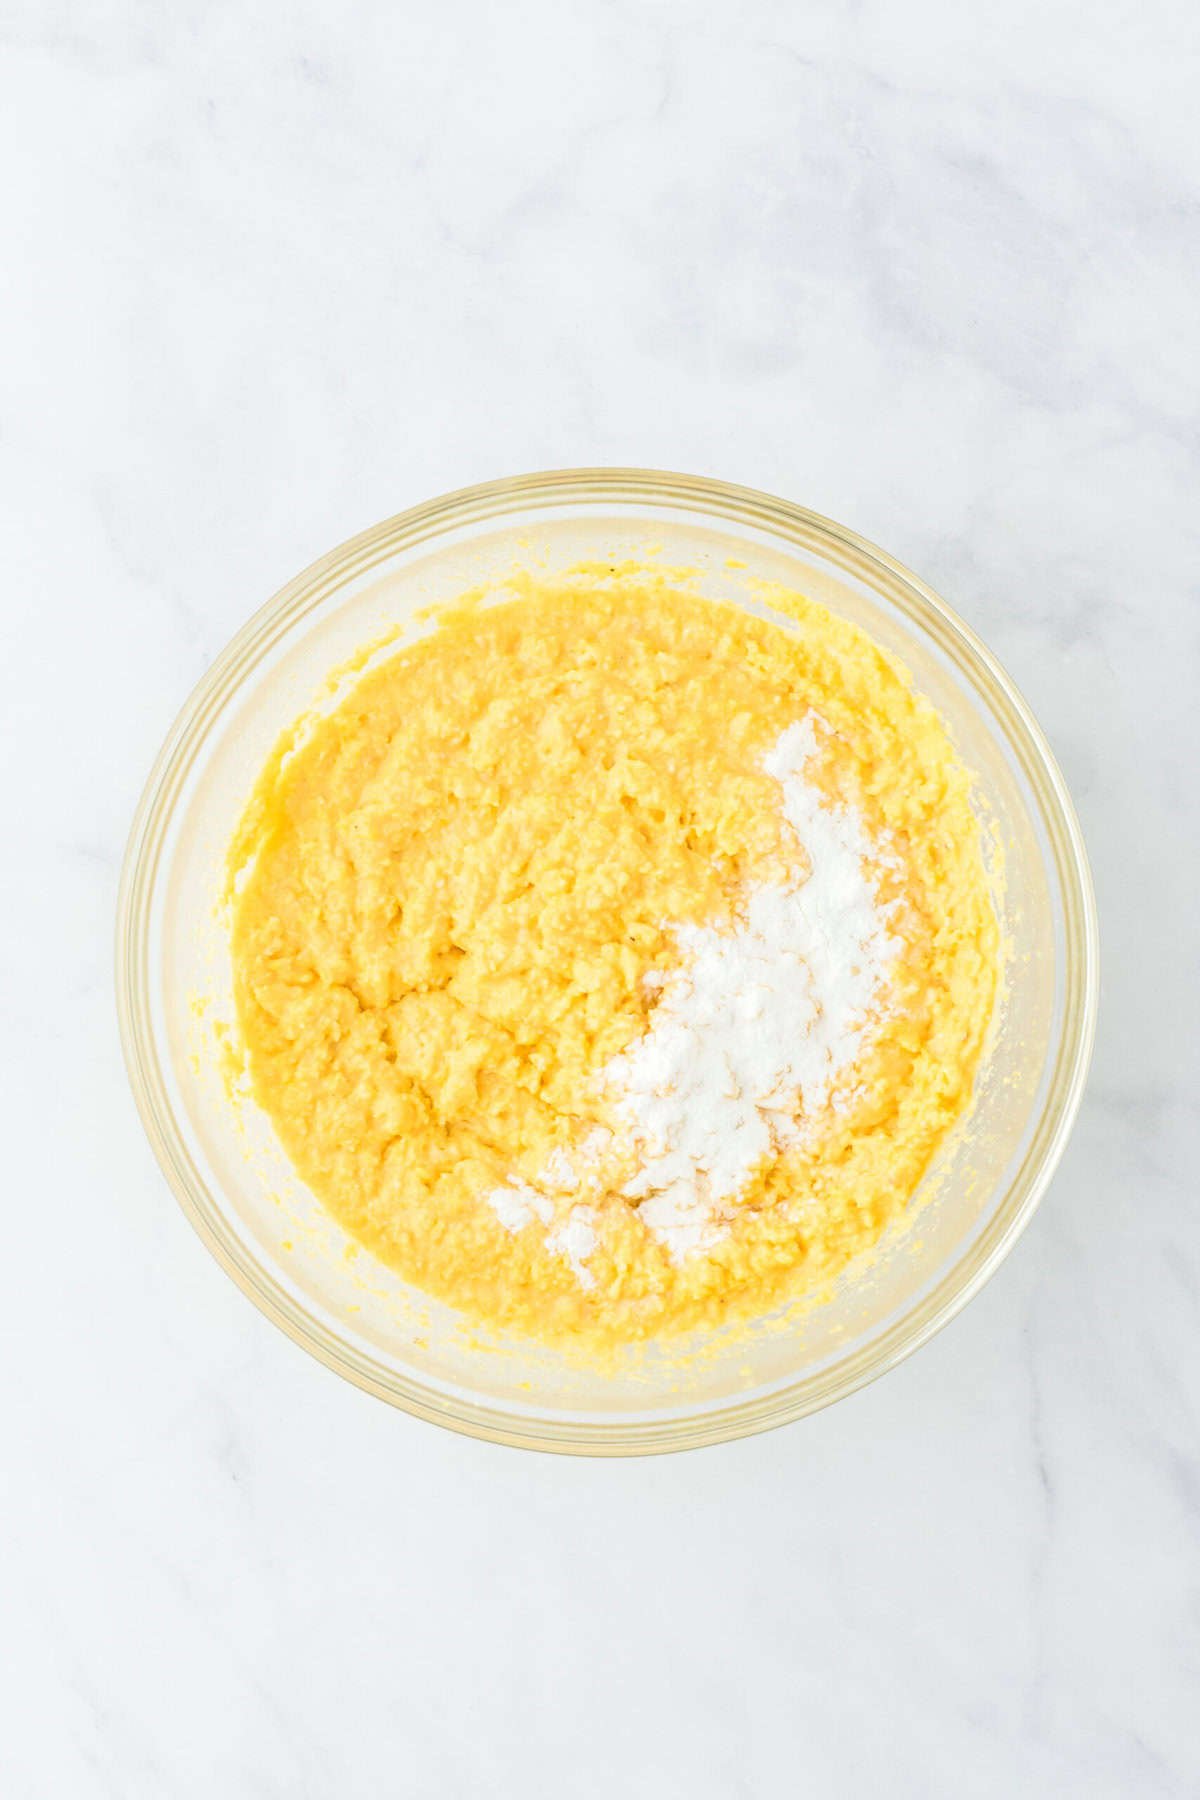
[545,1207,599,1289]
[485,715,900,1277]
[541,1148,580,1192]
[486,1186,597,1287]
[605,715,899,1261]
[487,1179,553,1233]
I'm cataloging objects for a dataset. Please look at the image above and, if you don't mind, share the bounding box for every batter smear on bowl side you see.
[227,569,999,1355]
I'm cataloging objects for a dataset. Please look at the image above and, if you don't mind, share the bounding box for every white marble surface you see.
[3,0,1198,1792]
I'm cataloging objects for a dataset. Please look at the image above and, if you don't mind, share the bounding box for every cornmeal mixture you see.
[228,570,998,1354]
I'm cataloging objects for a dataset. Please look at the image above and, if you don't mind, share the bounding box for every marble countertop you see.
[3,1,1198,1793]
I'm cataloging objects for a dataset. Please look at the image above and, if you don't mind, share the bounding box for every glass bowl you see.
[116,469,1097,1454]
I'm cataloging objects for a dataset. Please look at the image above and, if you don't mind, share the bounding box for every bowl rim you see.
[115,466,1099,1455]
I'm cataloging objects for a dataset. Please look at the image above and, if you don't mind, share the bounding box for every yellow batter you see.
[228,569,998,1355]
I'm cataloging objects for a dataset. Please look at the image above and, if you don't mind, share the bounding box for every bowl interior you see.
[123,478,1091,1450]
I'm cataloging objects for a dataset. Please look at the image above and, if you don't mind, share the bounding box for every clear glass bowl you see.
[116,469,1097,1454]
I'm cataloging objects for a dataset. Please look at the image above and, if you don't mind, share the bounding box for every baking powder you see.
[486,715,899,1275]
